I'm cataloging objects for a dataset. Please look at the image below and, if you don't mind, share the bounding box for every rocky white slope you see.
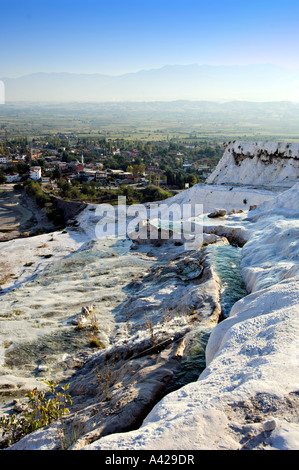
[207,141,299,187]
[0,183,262,449]
[2,180,298,450]
[159,182,275,213]
[82,183,299,450]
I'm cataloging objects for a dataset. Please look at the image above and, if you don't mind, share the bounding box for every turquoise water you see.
[166,327,212,393]
[168,244,247,391]
[207,244,248,318]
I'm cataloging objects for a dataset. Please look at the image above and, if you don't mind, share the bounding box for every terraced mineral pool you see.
[207,244,248,318]
[168,244,248,391]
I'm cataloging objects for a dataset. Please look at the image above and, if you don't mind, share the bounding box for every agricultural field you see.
[1,101,299,142]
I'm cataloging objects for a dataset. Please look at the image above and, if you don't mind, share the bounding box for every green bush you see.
[0,172,6,184]
[0,381,72,448]
[141,185,173,203]
[23,179,65,227]
[46,206,65,226]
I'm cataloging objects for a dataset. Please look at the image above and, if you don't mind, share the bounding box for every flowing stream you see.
[207,244,248,318]
[167,243,248,392]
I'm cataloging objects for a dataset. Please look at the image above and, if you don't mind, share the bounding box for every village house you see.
[95,162,104,169]
[31,152,42,160]
[107,169,134,181]
[95,171,108,183]
[69,159,81,168]
[41,176,51,184]
[183,161,194,168]
[112,147,120,155]
[77,169,97,182]
[29,166,42,181]
[6,172,20,183]
[75,165,85,172]
[44,155,59,162]
[197,165,213,179]
[145,166,164,176]
[107,169,125,178]
[14,154,27,161]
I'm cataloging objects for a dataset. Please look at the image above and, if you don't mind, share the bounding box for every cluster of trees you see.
[0,170,6,184]
[0,162,30,183]
[21,180,65,226]
[164,169,198,188]
[0,137,29,156]
[141,185,173,203]
[55,177,173,205]
[23,179,51,207]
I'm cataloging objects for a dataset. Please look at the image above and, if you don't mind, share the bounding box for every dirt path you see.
[0,184,56,241]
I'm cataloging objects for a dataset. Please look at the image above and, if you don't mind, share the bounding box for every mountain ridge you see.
[2,64,299,102]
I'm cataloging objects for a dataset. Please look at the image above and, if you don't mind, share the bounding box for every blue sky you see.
[1,0,299,77]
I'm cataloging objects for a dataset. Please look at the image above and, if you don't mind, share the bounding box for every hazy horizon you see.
[1,1,299,103]
[2,62,299,81]
[2,64,299,103]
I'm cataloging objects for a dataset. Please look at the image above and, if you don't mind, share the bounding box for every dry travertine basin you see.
[1,237,226,450]
[0,180,279,450]
[0,196,231,450]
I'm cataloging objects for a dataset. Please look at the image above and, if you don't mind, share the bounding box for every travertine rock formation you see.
[207,141,299,187]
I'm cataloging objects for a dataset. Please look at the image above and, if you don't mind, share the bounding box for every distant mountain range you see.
[2,64,299,103]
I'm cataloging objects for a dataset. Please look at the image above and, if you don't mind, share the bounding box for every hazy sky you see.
[1,0,299,77]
